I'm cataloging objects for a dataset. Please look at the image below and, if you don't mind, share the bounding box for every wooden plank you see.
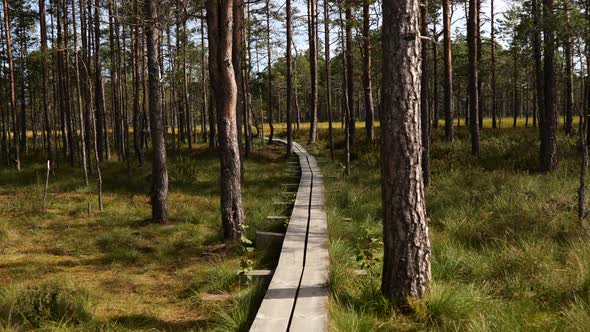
[250,149,311,332]
[243,269,274,277]
[290,174,329,331]
[266,216,289,221]
[251,139,329,332]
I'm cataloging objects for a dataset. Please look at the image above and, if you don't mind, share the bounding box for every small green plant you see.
[238,224,255,283]
[353,225,382,298]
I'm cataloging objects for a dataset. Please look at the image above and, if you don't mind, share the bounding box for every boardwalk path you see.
[250,140,329,332]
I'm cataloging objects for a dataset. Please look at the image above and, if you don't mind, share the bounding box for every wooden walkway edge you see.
[250,140,329,332]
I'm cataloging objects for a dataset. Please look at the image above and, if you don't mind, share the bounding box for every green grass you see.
[293,125,590,331]
[0,142,291,330]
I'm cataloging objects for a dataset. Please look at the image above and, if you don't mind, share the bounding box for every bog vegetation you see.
[0,0,589,330]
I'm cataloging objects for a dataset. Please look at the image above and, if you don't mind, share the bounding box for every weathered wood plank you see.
[251,139,329,332]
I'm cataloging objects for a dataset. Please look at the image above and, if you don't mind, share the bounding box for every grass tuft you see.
[0,281,92,328]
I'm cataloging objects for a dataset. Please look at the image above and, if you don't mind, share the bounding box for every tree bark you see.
[381,0,431,308]
[540,0,557,172]
[145,0,168,222]
[207,0,245,240]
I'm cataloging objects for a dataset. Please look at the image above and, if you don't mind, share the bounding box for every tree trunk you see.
[286,0,293,156]
[491,0,497,129]
[200,14,209,144]
[233,0,245,182]
[207,0,244,240]
[72,0,89,185]
[325,0,334,160]
[3,0,20,171]
[308,0,318,143]
[339,7,351,176]
[468,0,480,156]
[432,19,439,129]
[132,0,144,165]
[266,1,274,144]
[345,1,355,145]
[442,0,453,142]
[381,0,431,308]
[421,0,431,185]
[94,0,106,161]
[532,0,544,132]
[243,3,252,157]
[540,0,557,172]
[145,0,168,222]
[476,0,483,131]
[108,0,122,160]
[362,0,374,142]
[39,0,54,164]
[564,0,573,136]
[182,5,192,150]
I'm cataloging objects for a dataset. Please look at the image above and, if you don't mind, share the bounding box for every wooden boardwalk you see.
[250,141,329,332]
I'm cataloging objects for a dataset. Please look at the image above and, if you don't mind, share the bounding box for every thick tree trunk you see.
[540,0,557,172]
[468,0,480,156]
[381,0,431,308]
[442,0,453,142]
[207,0,244,240]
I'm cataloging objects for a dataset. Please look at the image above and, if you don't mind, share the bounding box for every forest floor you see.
[2,121,589,331]
[0,143,291,331]
[301,125,590,331]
